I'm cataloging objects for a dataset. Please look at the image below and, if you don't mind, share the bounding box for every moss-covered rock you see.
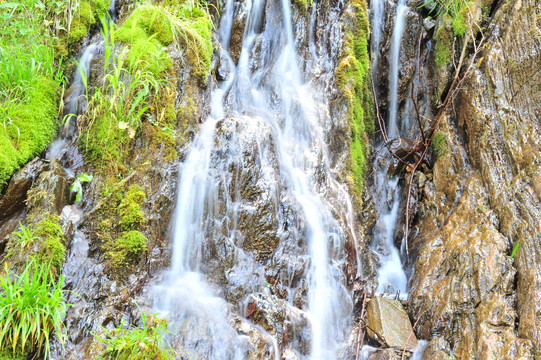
[119,185,146,230]
[0,78,59,191]
[34,216,66,269]
[109,230,148,266]
[335,0,374,198]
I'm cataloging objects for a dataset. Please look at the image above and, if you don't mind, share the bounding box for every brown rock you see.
[0,158,45,221]
[365,297,418,351]
[367,348,401,360]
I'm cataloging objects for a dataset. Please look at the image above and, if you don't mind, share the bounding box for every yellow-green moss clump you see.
[68,0,110,45]
[34,216,66,269]
[116,2,212,80]
[95,181,148,269]
[435,24,453,67]
[119,185,146,230]
[432,130,449,159]
[0,78,59,191]
[110,230,148,266]
[335,0,374,196]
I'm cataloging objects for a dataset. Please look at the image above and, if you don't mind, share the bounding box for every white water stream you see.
[153,0,354,358]
[371,0,409,297]
[387,0,408,138]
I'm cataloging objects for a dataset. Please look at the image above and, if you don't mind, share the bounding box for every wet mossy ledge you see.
[336,0,374,199]
[0,79,60,191]
[79,0,213,171]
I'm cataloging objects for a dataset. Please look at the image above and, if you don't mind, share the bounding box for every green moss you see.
[69,0,94,44]
[109,230,148,266]
[92,0,111,21]
[118,185,146,230]
[116,3,212,80]
[0,349,26,360]
[81,114,129,169]
[0,78,59,190]
[117,6,174,45]
[34,216,66,269]
[295,0,309,12]
[432,130,449,159]
[335,0,373,197]
[435,25,453,67]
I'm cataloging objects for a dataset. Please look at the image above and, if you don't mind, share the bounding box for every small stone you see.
[423,17,436,30]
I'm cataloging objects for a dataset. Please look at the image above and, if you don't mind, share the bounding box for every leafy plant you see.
[95,310,174,360]
[0,258,67,358]
[70,172,94,203]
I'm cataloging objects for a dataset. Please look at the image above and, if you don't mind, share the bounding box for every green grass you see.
[0,259,67,359]
[95,310,174,360]
[0,0,64,191]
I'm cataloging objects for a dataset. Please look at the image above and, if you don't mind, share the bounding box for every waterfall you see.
[370,0,409,297]
[387,0,408,138]
[370,0,385,83]
[153,0,355,358]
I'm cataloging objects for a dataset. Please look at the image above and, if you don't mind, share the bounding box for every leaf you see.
[511,240,520,258]
[77,173,93,183]
[70,181,82,203]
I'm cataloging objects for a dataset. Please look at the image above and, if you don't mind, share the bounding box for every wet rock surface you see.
[365,297,417,351]
[406,0,541,357]
[0,158,44,222]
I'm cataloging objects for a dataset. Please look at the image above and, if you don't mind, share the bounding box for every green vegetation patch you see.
[435,24,453,67]
[0,77,60,191]
[94,180,148,270]
[110,230,148,267]
[34,216,67,269]
[95,311,174,360]
[335,0,374,197]
[0,259,67,359]
[432,130,449,159]
[68,0,111,45]
[119,185,147,230]
[0,0,64,192]
[7,216,66,273]
[116,2,213,79]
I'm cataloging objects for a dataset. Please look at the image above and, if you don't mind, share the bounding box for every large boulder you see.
[365,297,418,351]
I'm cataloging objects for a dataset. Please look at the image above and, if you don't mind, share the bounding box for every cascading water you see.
[153,0,356,358]
[370,0,409,296]
[370,0,385,83]
[387,0,408,138]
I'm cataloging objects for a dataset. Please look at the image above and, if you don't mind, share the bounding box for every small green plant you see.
[12,222,39,250]
[70,172,94,203]
[0,258,67,358]
[95,310,174,360]
[511,240,520,258]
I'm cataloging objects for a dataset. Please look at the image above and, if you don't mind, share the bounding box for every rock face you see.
[407,0,541,357]
[365,297,418,351]
[0,158,44,222]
